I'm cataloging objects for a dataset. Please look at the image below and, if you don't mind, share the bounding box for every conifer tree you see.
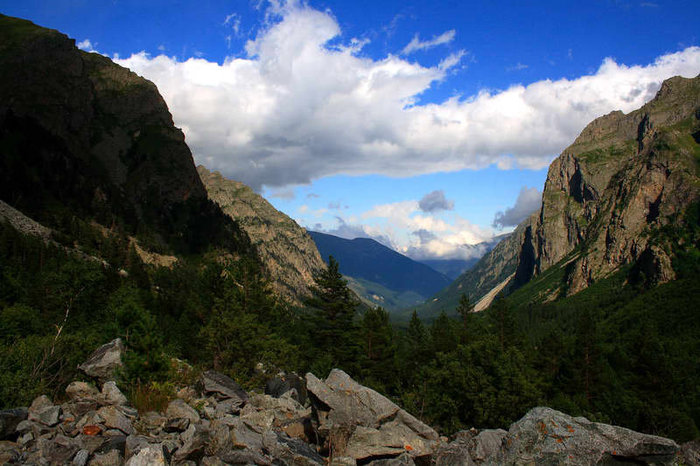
[456,293,473,344]
[306,256,360,374]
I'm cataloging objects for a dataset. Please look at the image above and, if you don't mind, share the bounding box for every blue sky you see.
[4,0,700,260]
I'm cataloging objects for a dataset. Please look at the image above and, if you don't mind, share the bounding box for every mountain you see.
[197,166,325,304]
[418,259,477,279]
[515,75,700,297]
[418,235,509,279]
[308,231,452,310]
[0,14,252,258]
[418,74,700,318]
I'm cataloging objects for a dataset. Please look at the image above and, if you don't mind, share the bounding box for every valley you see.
[0,11,699,466]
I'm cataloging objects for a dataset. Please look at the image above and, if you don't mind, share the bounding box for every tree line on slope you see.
[0,208,698,443]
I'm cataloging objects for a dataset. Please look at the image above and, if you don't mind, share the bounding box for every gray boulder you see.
[202,370,249,406]
[173,423,210,462]
[78,339,124,382]
[124,443,166,466]
[96,406,133,435]
[499,407,679,465]
[165,398,200,425]
[262,429,324,465]
[681,439,700,466]
[28,396,61,427]
[101,381,128,406]
[305,369,440,462]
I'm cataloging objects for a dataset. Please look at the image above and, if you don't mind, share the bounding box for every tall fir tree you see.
[306,256,360,375]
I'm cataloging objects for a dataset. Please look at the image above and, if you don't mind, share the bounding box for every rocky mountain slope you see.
[309,231,452,310]
[0,14,251,258]
[517,74,700,298]
[198,166,325,303]
[420,74,700,317]
[0,339,692,465]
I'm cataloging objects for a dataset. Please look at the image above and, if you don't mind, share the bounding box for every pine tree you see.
[456,293,473,344]
[361,306,396,388]
[306,256,360,374]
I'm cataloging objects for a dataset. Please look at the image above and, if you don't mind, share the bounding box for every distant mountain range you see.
[308,231,452,310]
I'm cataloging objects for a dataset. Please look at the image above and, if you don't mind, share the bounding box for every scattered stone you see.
[73,448,90,466]
[124,434,150,458]
[66,382,100,401]
[89,448,122,466]
[173,423,210,462]
[329,456,356,466]
[0,440,20,464]
[29,395,54,414]
[219,448,271,465]
[681,439,700,466]
[472,429,507,462]
[165,398,200,425]
[30,404,62,427]
[97,406,133,435]
[262,429,324,465]
[202,370,249,406]
[0,408,27,440]
[164,417,190,433]
[78,339,125,382]
[367,452,416,465]
[38,434,80,464]
[125,443,166,466]
[101,382,128,406]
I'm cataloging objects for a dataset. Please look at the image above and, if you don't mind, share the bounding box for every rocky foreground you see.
[0,339,696,465]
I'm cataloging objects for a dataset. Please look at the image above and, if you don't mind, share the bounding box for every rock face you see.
[425,74,700,312]
[515,75,700,297]
[0,14,252,257]
[197,166,326,303]
[306,369,440,462]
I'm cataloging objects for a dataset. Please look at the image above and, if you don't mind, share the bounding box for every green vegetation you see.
[1,211,699,442]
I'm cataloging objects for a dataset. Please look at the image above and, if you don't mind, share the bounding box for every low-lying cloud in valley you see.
[116,2,700,192]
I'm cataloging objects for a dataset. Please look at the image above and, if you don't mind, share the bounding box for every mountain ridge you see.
[308,231,452,310]
[197,166,326,304]
[418,73,700,318]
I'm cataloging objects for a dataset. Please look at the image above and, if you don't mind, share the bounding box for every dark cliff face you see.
[517,74,700,297]
[0,15,250,255]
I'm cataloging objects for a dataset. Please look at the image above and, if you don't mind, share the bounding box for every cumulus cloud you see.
[77,39,96,52]
[418,190,454,212]
[492,186,542,229]
[401,29,456,55]
[116,2,700,191]
[313,217,394,247]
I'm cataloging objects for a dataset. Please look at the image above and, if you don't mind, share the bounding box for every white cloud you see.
[401,29,456,55]
[492,186,542,229]
[115,2,700,192]
[77,39,96,52]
